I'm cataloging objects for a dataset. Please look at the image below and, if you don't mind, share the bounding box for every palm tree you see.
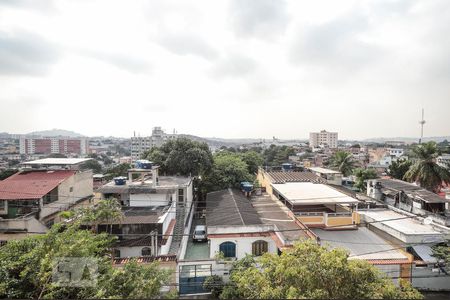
[404,142,450,192]
[330,151,355,176]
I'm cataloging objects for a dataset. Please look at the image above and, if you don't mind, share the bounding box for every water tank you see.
[114,176,127,185]
[240,181,251,189]
[282,163,293,172]
[135,160,153,169]
[241,182,253,192]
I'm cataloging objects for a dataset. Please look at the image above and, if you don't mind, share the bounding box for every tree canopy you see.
[144,138,213,176]
[215,241,422,299]
[0,203,172,299]
[353,168,378,191]
[388,158,413,180]
[262,145,296,166]
[404,142,450,192]
[330,151,355,176]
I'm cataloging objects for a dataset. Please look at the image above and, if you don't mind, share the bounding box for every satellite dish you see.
[423,217,433,225]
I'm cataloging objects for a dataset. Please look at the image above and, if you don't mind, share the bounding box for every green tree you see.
[0,210,170,299]
[240,151,264,174]
[203,152,253,192]
[330,151,355,176]
[388,158,413,180]
[203,275,225,298]
[262,145,296,166]
[0,169,18,180]
[220,241,422,299]
[81,160,103,174]
[404,142,450,192]
[353,168,378,191]
[432,242,450,273]
[145,138,213,176]
[105,163,131,178]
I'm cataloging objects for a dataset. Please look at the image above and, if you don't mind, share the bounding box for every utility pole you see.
[419,108,426,144]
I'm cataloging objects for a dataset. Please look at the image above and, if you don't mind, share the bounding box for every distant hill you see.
[362,136,450,144]
[27,129,85,137]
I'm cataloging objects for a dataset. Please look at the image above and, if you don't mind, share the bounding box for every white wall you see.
[130,193,169,207]
[209,236,277,260]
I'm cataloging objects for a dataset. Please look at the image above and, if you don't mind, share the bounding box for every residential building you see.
[437,154,450,169]
[19,137,88,155]
[309,130,338,149]
[130,127,177,161]
[388,148,405,158]
[0,158,94,242]
[95,163,193,258]
[367,178,450,225]
[306,167,343,185]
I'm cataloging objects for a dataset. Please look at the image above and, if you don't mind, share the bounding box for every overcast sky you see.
[0,0,449,140]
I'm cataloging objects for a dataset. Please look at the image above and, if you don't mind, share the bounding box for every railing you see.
[328,212,352,217]
[295,212,323,217]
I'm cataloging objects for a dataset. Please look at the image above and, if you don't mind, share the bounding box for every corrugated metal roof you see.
[411,245,437,263]
[21,158,91,165]
[378,179,449,203]
[0,170,75,200]
[267,172,326,184]
[206,189,262,227]
[113,255,177,265]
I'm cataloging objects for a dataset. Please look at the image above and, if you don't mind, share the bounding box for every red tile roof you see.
[0,170,75,200]
[113,255,177,265]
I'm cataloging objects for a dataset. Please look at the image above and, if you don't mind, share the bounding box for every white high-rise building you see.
[309,130,338,148]
[130,127,177,161]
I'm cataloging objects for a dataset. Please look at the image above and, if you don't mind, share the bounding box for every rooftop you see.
[113,255,177,265]
[272,182,359,205]
[206,188,262,227]
[21,158,92,166]
[307,167,342,175]
[312,227,409,261]
[251,193,310,242]
[266,171,326,184]
[375,178,449,203]
[106,206,169,225]
[358,209,443,236]
[98,176,192,194]
[0,170,75,200]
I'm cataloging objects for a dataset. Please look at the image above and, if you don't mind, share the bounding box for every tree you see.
[203,275,225,298]
[239,151,264,175]
[330,151,355,176]
[0,208,171,299]
[0,169,18,180]
[46,153,67,158]
[404,142,450,192]
[220,241,422,299]
[105,163,131,179]
[81,160,103,174]
[203,152,253,192]
[262,145,296,166]
[388,158,412,180]
[353,168,378,191]
[145,138,213,176]
[432,242,450,274]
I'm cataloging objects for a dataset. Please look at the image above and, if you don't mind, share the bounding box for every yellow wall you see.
[326,217,354,227]
[297,216,324,224]
[257,169,273,196]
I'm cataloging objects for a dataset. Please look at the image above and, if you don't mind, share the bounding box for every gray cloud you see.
[289,15,381,73]
[0,0,56,13]
[80,50,152,74]
[0,31,60,76]
[210,53,257,79]
[157,33,219,61]
[229,0,290,38]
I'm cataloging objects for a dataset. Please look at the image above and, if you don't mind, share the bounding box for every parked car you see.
[193,225,207,242]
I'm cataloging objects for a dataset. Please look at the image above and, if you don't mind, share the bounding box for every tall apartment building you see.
[19,137,88,155]
[309,130,338,148]
[131,127,177,161]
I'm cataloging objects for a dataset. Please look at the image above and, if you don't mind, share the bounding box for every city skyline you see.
[1,0,449,140]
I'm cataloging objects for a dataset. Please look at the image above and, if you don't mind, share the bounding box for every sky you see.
[0,0,449,140]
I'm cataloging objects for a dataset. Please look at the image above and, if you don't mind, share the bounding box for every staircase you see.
[168,204,185,255]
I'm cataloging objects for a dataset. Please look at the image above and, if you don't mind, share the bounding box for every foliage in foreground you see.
[209,241,422,299]
[0,217,171,299]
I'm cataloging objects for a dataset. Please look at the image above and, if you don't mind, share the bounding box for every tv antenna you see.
[419,108,426,144]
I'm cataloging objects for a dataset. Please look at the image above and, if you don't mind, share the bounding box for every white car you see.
[193,225,207,242]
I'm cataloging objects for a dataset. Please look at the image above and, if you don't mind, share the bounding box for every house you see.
[0,158,94,242]
[367,178,450,225]
[96,162,193,258]
[257,169,360,229]
[306,167,343,185]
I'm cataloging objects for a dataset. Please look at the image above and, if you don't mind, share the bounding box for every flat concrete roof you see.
[358,209,442,236]
[98,176,192,193]
[272,182,359,205]
[22,158,92,165]
[307,167,342,175]
[312,227,408,260]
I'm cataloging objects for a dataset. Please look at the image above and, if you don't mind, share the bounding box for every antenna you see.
[419,108,426,144]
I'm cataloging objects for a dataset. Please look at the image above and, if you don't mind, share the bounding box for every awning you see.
[412,245,437,264]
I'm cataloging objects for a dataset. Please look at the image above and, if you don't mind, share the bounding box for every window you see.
[69,187,73,192]
[0,200,5,211]
[112,249,121,258]
[141,247,152,256]
[252,240,268,256]
[178,188,184,203]
[219,242,236,258]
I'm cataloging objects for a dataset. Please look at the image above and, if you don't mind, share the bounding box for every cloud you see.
[0,0,56,13]
[0,31,60,76]
[80,50,152,74]
[210,53,257,79]
[289,15,381,73]
[228,0,290,38]
[157,33,219,61]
